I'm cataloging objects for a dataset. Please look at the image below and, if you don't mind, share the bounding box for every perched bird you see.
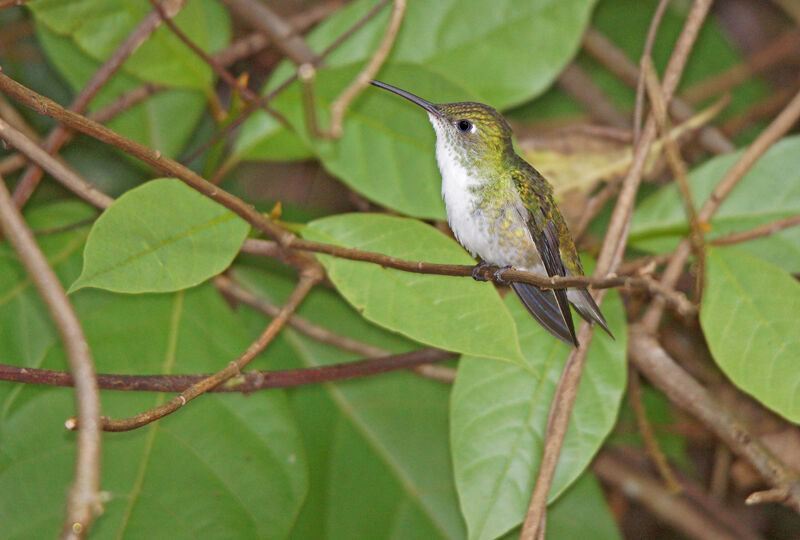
[371,80,612,347]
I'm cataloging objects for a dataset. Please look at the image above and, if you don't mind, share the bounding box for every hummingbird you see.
[371,80,612,347]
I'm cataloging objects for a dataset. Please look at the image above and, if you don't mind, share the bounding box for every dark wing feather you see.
[530,220,578,346]
[511,282,579,346]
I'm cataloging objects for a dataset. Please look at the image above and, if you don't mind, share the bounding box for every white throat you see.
[429,114,488,258]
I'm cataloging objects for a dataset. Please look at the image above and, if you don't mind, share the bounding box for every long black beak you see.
[371,80,442,117]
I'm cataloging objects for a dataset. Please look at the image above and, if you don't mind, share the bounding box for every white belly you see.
[435,138,542,272]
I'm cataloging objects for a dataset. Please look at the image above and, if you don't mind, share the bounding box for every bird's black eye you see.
[457,119,473,133]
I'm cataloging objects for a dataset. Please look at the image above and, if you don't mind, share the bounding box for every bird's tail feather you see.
[511,283,578,347]
[569,288,614,339]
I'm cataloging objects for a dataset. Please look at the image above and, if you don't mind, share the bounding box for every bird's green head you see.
[371,80,514,167]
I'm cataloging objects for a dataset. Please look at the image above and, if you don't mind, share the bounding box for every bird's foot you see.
[493,266,513,285]
[471,261,492,281]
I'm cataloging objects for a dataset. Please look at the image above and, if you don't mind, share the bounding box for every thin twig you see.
[318,0,406,138]
[629,369,683,494]
[241,238,697,314]
[711,214,800,246]
[0,174,102,539]
[0,348,454,393]
[0,118,114,209]
[10,0,187,209]
[519,3,713,538]
[643,56,706,297]
[584,28,735,155]
[215,274,386,358]
[0,72,294,244]
[633,0,670,144]
[78,270,322,432]
[182,0,392,164]
[641,86,800,332]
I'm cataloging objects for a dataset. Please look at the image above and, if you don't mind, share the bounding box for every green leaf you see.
[28,0,230,89]
[451,286,627,540]
[234,267,467,539]
[70,179,250,293]
[630,136,800,272]
[236,0,598,217]
[35,23,207,161]
[0,284,307,539]
[303,213,525,364]
[701,247,800,423]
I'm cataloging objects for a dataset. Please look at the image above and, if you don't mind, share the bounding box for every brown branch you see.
[0,118,114,209]
[10,0,187,209]
[0,174,102,538]
[80,269,321,432]
[629,326,800,513]
[519,3,713,538]
[641,86,800,332]
[242,238,696,315]
[0,72,295,244]
[594,452,751,540]
[0,348,453,393]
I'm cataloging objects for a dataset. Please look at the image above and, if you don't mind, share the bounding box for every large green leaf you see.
[701,247,800,423]
[630,136,800,272]
[235,0,598,218]
[70,179,250,293]
[234,266,467,539]
[450,286,627,540]
[0,214,307,538]
[303,213,524,364]
[28,0,230,89]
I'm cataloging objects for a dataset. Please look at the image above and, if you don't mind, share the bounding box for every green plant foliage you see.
[28,0,230,160]
[28,0,229,89]
[70,179,249,294]
[517,0,766,125]
[303,213,525,364]
[630,136,800,272]
[233,267,467,539]
[450,286,627,540]
[701,247,800,423]
[0,283,307,539]
[235,0,598,218]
